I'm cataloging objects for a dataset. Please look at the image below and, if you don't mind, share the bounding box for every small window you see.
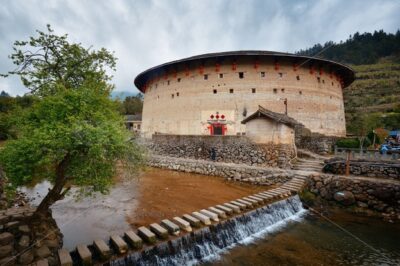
[296,75,300,81]
[330,96,332,99]
[167,80,170,85]
[260,72,265,78]
[171,94,174,98]
[177,78,181,82]
[273,88,278,94]
[317,77,321,83]
[252,88,256,93]
[176,92,179,97]
[322,79,325,84]
[229,89,234,94]
[299,90,302,95]
[204,74,208,80]
[219,73,223,78]
[281,88,285,93]
[213,89,217,94]
[279,72,283,78]
[331,82,334,86]
[155,83,158,88]
[239,72,244,79]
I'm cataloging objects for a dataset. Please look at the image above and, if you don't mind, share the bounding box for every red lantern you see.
[199,65,204,74]
[319,68,324,75]
[210,115,214,119]
[274,62,279,71]
[293,63,298,71]
[254,61,259,70]
[185,66,190,76]
[216,114,220,119]
[215,63,220,72]
[221,114,225,119]
[309,66,314,75]
[232,62,237,71]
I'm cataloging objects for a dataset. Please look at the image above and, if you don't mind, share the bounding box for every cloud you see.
[0,0,399,96]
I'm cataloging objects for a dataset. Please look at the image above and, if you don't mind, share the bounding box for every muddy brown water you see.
[21,167,265,250]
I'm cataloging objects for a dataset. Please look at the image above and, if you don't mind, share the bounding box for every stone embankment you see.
[146,135,295,168]
[147,155,295,186]
[0,206,62,266]
[306,174,400,222]
[56,177,307,265]
[323,158,400,179]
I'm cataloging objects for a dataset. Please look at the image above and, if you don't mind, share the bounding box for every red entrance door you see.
[209,123,226,135]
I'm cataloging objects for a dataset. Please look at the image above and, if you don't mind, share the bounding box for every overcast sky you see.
[1,0,399,96]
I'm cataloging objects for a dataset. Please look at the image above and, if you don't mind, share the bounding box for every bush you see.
[336,138,359,148]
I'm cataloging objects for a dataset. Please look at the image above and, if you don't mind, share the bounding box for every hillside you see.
[344,56,400,132]
[298,30,400,134]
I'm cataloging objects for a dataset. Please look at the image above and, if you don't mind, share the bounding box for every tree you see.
[0,25,143,219]
[121,93,143,115]
[347,113,382,150]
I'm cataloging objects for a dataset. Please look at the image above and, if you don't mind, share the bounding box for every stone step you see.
[222,203,241,214]
[207,207,227,219]
[76,244,92,265]
[124,231,143,249]
[255,193,273,200]
[173,217,192,232]
[230,200,247,210]
[182,214,202,228]
[58,249,73,266]
[110,235,128,254]
[200,209,219,222]
[161,219,180,236]
[138,226,157,244]
[242,197,259,205]
[93,239,111,260]
[215,204,234,215]
[191,212,211,225]
[150,223,169,239]
[247,195,265,203]
[236,199,254,208]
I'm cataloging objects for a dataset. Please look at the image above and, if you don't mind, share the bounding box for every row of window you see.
[151,73,337,90]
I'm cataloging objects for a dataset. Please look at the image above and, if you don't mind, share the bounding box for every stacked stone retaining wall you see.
[323,158,400,179]
[147,135,296,168]
[147,155,293,185]
[306,174,400,222]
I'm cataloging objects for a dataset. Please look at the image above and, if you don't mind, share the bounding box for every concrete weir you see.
[59,177,306,265]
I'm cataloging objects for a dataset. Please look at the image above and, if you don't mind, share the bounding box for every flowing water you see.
[20,168,400,265]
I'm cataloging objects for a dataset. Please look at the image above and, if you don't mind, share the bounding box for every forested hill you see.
[298,30,400,134]
[297,30,400,65]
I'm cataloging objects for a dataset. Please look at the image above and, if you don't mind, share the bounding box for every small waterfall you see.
[111,195,306,266]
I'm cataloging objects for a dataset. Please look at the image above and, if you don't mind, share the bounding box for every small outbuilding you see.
[241,106,302,145]
[125,114,142,133]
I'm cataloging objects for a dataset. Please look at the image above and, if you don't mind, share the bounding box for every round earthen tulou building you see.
[135,51,354,140]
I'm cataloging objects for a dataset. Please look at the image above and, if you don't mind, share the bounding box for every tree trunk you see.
[32,153,71,219]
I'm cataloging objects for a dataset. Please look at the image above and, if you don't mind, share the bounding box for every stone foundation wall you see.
[147,135,296,168]
[323,158,400,179]
[295,127,337,155]
[147,155,293,185]
[306,174,400,222]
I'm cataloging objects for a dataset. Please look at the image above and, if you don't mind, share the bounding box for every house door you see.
[213,124,223,135]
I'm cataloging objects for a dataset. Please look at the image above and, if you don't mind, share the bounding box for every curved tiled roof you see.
[134,50,355,92]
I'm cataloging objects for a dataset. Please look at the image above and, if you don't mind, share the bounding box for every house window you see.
[155,83,158,88]
[281,88,285,93]
[299,90,302,95]
[177,78,181,82]
[296,75,300,81]
[229,89,234,94]
[204,74,208,80]
[332,82,334,86]
[176,92,179,97]
[171,94,174,98]
[239,72,244,79]
[137,124,141,130]
[322,79,325,84]
[279,72,283,78]
[219,73,223,78]
[213,89,217,94]
[317,77,321,83]
[252,88,256,93]
[273,88,278,94]
[260,72,265,78]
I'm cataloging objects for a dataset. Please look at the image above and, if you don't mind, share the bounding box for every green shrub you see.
[336,138,359,148]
